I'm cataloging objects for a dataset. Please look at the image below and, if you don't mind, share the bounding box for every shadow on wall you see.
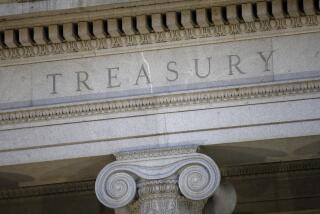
[0,172,34,189]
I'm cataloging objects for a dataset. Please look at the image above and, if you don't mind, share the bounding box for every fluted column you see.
[95,146,223,214]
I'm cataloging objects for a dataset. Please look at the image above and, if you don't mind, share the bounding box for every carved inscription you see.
[2,32,319,110]
[46,51,274,95]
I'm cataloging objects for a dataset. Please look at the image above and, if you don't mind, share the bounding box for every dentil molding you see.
[0,0,319,65]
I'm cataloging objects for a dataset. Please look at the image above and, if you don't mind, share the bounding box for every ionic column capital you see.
[95,146,221,212]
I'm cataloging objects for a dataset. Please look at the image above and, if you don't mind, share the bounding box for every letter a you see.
[135,64,151,85]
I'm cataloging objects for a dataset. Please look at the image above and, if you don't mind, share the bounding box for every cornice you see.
[0,0,319,66]
[1,79,320,125]
[0,158,319,201]
[0,1,267,22]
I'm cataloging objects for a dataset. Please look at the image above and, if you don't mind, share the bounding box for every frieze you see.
[0,180,94,201]
[221,158,320,177]
[0,158,319,201]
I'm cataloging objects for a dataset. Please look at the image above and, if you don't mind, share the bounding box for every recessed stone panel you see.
[273,33,320,81]
[0,33,319,110]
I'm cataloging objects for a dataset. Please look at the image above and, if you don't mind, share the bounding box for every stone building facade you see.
[0,0,320,213]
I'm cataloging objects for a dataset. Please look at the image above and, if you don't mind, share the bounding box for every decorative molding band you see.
[221,158,320,177]
[131,177,208,214]
[0,180,94,201]
[114,145,198,161]
[1,79,320,125]
[0,158,319,201]
[0,0,319,65]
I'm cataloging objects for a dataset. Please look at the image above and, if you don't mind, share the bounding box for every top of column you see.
[95,145,221,208]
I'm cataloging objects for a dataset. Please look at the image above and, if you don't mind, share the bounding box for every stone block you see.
[303,0,316,15]
[166,11,180,30]
[272,0,285,19]
[181,10,195,29]
[92,20,106,39]
[78,22,92,40]
[151,13,165,32]
[211,7,225,25]
[63,23,77,42]
[226,5,239,24]
[287,0,300,17]
[242,3,255,22]
[19,28,33,47]
[48,24,63,43]
[107,19,121,37]
[272,32,320,80]
[122,16,136,35]
[257,1,270,20]
[4,29,18,48]
[33,26,48,45]
[196,8,210,27]
[136,15,151,34]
